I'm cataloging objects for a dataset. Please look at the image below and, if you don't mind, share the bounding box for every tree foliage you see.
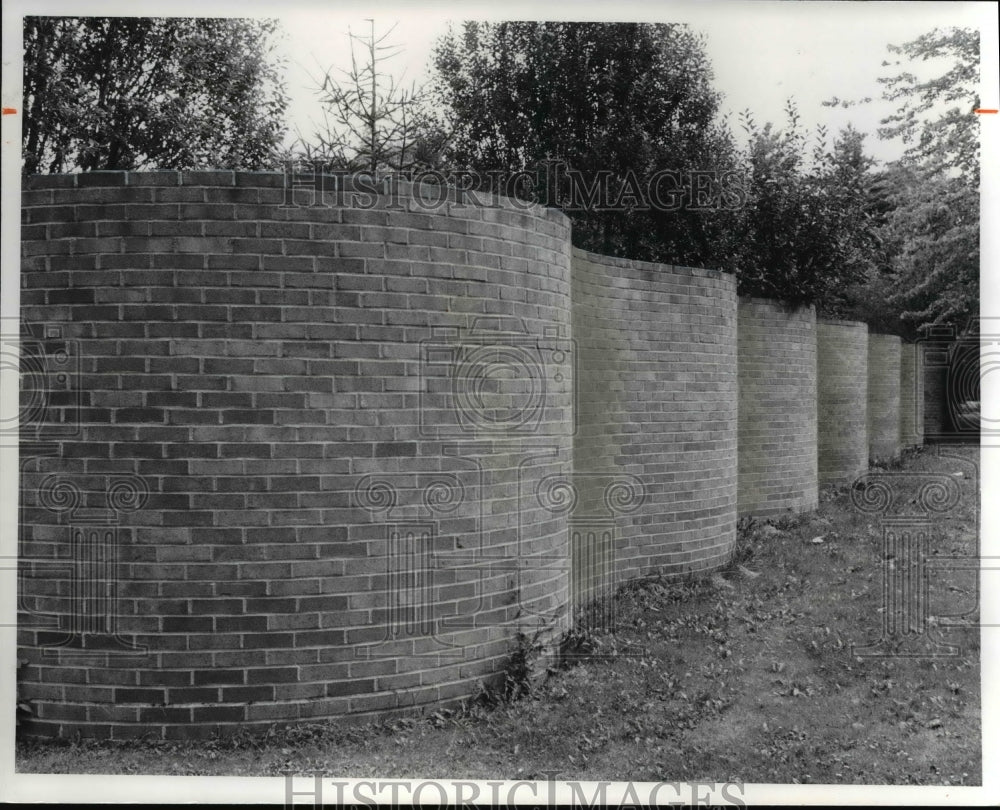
[297,20,435,173]
[727,104,881,304]
[431,21,738,267]
[22,16,288,174]
[875,27,980,330]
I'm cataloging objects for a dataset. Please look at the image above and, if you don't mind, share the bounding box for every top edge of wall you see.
[570,245,732,282]
[22,170,571,225]
[869,332,904,342]
[817,317,869,329]
[738,296,816,314]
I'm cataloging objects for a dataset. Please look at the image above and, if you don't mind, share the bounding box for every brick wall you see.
[18,170,574,739]
[736,299,818,517]
[571,248,738,588]
[18,169,926,740]
[899,342,925,447]
[816,319,868,486]
[924,363,949,440]
[867,333,902,462]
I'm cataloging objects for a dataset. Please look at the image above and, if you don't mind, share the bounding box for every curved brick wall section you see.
[899,342,924,447]
[737,299,817,517]
[816,319,869,487]
[868,333,902,462]
[571,247,737,589]
[924,360,948,440]
[18,170,573,739]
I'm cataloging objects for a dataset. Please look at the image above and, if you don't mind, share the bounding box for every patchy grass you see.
[16,445,980,784]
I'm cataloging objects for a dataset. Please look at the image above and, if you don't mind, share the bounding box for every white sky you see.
[274,0,996,167]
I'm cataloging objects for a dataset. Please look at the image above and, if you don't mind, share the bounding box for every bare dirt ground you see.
[16,444,981,784]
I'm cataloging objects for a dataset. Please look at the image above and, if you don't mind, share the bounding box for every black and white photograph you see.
[1,0,997,805]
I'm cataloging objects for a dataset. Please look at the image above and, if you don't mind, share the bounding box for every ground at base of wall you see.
[16,445,980,785]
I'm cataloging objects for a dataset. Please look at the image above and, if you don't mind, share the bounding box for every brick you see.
[77,171,128,187]
[216,615,268,632]
[163,616,213,633]
[192,669,245,686]
[139,707,193,723]
[168,687,219,704]
[246,667,298,684]
[115,688,165,703]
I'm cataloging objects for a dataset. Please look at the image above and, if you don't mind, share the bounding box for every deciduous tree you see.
[431,21,737,267]
[22,16,288,174]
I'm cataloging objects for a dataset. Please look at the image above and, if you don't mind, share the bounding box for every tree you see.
[22,16,288,174]
[875,28,980,330]
[431,21,738,268]
[729,103,881,304]
[299,20,433,173]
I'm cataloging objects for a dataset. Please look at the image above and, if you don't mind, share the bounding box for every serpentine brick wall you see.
[899,342,925,448]
[17,171,574,740]
[570,248,738,601]
[815,320,869,486]
[867,333,902,462]
[736,299,818,517]
[18,170,923,740]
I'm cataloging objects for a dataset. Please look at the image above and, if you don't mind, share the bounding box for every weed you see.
[726,516,760,572]
[772,512,803,531]
[502,628,548,702]
[16,657,34,729]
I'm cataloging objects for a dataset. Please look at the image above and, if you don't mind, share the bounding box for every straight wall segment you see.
[816,319,869,487]
[571,248,738,592]
[867,333,903,462]
[737,299,818,517]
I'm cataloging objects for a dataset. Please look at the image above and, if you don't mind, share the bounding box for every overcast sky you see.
[275,0,995,167]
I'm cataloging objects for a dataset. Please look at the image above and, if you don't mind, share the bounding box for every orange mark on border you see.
[974,108,998,114]
[2,107,17,115]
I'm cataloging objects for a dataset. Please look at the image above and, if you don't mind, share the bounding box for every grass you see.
[16,444,981,784]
